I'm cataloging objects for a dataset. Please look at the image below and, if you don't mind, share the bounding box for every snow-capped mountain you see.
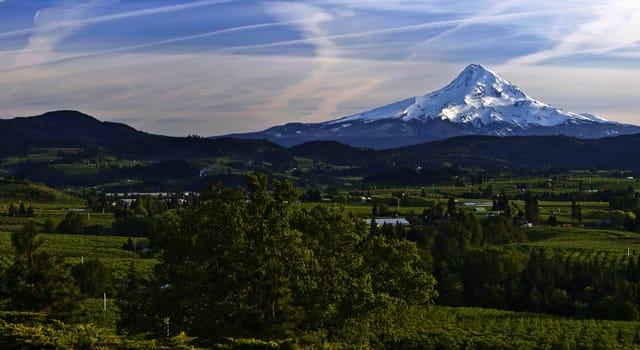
[222,64,640,149]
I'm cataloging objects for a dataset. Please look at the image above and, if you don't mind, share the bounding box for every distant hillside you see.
[0,110,287,161]
[289,141,376,166]
[0,111,148,153]
[0,178,83,205]
[387,134,640,171]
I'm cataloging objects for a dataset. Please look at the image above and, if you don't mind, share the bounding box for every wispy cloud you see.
[309,1,489,14]
[0,51,458,134]
[407,1,532,60]
[262,2,348,120]
[2,4,616,73]
[0,0,235,41]
[8,0,239,69]
[204,9,579,58]
[510,1,640,64]
[2,0,639,136]
[3,20,301,72]
[13,0,108,67]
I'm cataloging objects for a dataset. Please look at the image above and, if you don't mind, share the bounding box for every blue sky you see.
[0,0,639,136]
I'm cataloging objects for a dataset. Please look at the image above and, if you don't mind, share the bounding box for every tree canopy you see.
[148,174,437,345]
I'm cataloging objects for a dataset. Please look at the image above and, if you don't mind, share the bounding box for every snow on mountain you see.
[329,64,609,128]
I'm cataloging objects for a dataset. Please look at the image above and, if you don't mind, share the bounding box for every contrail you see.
[407,2,526,61]
[0,20,302,73]
[0,0,236,41]
[211,9,574,55]
[0,7,600,74]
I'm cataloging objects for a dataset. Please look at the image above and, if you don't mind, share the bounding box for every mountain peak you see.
[460,63,491,77]
[455,64,498,84]
[332,64,604,127]
[223,64,638,149]
[444,63,525,100]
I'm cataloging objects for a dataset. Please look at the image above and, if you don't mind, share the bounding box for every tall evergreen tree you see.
[2,220,82,321]
[524,191,541,225]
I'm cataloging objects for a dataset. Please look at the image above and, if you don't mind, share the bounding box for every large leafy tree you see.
[149,174,438,345]
[56,211,88,234]
[152,181,255,340]
[291,206,372,340]
[71,258,114,298]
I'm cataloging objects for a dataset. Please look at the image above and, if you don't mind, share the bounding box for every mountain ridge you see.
[2,109,640,190]
[0,110,285,160]
[0,110,147,150]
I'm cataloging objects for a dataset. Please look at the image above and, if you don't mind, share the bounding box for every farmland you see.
[1,173,640,348]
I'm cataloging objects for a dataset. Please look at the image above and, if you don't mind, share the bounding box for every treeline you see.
[4,202,35,217]
[382,191,640,322]
[17,159,203,189]
[47,195,172,237]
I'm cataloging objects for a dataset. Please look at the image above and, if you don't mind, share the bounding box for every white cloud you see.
[7,0,243,71]
[0,20,302,73]
[309,0,488,14]
[13,0,109,67]
[495,63,640,123]
[0,51,459,135]
[510,0,640,64]
[2,49,639,136]
[0,0,236,41]
[263,2,354,121]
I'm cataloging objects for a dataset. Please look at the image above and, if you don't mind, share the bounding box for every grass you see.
[0,148,81,166]
[391,305,640,349]
[0,231,156,280]
[509,226,640,270]
[0,179,84,206]
[369,176,639,199]
[81,298,121,332]
[49,163,102,176]
[519,226,640,252]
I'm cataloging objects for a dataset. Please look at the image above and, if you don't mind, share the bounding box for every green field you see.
[0,231,155,280]
[391,305,640,349]
[523,226,640,251]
